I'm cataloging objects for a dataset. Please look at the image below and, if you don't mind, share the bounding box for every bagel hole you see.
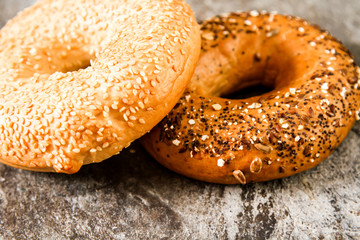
[225,84,274,99]
[61,59,91,73]
[34,46,93,74]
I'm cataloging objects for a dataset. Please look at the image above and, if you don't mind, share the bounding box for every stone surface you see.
[0,0,360,239]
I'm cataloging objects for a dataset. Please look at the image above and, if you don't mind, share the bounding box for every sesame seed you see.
[248,102,262,109]
[340,87,347,99]
[188,119,196,125]
[266,29,279,38]
[250,10,259,17]
[72,148,81,153]
[202,31,214,40]
[201,135,209,141]
[151,80,157,87]
[123,114,128,122]
[217,159,225,167]
[130,107,136,113]
[172,139,181,146]
[244,20,252,26]
[321,83,329,90]
[212,103,222,111]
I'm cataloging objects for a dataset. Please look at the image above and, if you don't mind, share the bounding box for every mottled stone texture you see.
[0,0,360,239]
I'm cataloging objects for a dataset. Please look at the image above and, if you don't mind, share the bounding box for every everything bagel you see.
[142,11,360,184]
[0,0,200,173]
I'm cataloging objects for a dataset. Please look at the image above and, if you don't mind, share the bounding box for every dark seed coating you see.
[142,11,360,184]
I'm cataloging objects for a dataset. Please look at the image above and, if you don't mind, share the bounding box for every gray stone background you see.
[0,0,359,239]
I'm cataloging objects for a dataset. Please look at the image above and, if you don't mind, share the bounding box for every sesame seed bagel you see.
[0,0,200,173]
[142,11,360,184]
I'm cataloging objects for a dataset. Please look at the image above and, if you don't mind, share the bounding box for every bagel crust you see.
[142,12,360,184]
[0,0,200,173]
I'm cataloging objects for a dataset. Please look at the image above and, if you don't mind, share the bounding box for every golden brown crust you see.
[142,11,360,184]
[0,0,200,173]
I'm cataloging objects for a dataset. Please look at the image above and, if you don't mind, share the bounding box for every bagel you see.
[0,0,200,173]
[142,11,360,184]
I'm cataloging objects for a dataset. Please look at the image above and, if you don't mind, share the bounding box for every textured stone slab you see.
[0,0,359,239]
